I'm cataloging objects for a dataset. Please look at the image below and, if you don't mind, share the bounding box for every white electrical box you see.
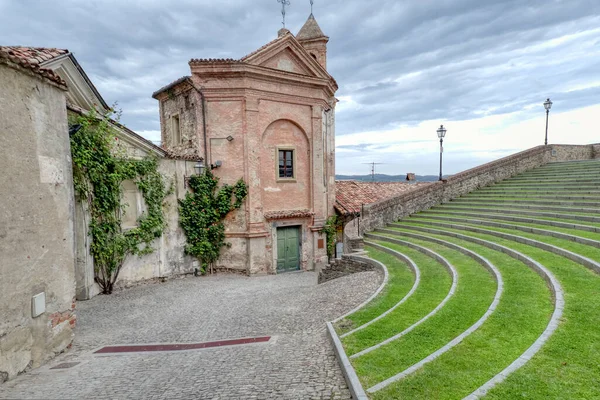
[32,292,46,318]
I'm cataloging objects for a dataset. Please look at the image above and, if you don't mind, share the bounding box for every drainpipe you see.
[186,78,208,164]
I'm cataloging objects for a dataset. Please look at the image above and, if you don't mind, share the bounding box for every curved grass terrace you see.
[333,159,600,399]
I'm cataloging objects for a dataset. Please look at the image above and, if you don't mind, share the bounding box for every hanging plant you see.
[70,109,169,294]
[178,170,248,274]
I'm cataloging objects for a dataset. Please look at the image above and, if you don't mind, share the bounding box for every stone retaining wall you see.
[358,144,597,235]
[318,255,375,284]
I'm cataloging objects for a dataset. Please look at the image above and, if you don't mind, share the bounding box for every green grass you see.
[390,224,600,399]
[453,197,600,205]
[351,238,496,388]
[399,219,600,263]
[432,204,600,217]
[368,231,552,400]
[334,246,415,335]
[419,210,600,230]
[407,214,600,241]
[341,243,452,355]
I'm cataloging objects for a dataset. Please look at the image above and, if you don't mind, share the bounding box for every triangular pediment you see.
[242,34,331,80]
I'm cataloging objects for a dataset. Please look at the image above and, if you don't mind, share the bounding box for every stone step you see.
[506,177,600,184]
[435,205,600,223]
[464,193,600,201]
[441,201,600,214]
[491,182,600,189]
[542,159,600,167]
[384,223,600,273]
[518,171,600,178]
[477,190,600,196]
[402,216,600,248]
[418,209,600,232]
[452,197,600,208]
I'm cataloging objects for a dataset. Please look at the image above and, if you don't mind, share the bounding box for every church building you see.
[152,13,338,274]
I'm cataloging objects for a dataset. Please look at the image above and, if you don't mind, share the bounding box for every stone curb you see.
[435,205,600,223]
[478,188,600,194]
[507,177,600,183]
[491,182,600,188]
[454,198,600,207]
[331,255,389,324]
[446,201,600,214]
[419,210,600,232]
[328,253,390,400]
[364,233,503,393]
[388,223,600,275]
[376,226,564,399]
[469,194,600,201]
[326,322,368,400]
[350,237,458,359]
[340,242,421,338]
[399,217,600,248]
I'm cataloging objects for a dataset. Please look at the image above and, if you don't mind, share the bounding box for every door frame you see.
[273,223,303,273]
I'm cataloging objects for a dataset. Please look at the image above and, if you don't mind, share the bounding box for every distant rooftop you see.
[335,180,433,215]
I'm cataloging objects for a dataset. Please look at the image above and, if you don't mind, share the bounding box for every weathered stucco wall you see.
[0,63,76,382]
[75,157,198,299]
[358,144,597,235]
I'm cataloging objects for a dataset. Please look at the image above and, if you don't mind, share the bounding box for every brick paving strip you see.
[94,336,271,354]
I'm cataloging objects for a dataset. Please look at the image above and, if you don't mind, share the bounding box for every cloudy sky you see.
[2,0,600,175]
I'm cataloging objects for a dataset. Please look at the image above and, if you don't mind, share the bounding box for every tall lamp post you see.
[437,125,447,181]
[544,98,553,145]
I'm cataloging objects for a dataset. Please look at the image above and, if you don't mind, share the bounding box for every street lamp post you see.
[437,125,447,181]
[544,98,553,145]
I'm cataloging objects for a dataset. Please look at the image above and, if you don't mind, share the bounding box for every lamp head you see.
[437,125,447,139]
[544,98,553,111]
[194,160,205,175]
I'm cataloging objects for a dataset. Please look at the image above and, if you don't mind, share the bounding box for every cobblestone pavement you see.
[0,271,381,399]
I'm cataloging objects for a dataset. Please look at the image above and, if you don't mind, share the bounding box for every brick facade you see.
[153,16,337,274]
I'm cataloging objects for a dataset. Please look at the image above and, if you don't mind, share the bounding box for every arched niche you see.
[260,119,311,213]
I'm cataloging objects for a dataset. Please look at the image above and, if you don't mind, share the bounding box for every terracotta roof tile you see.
[0,46,67,87]
[189,58,241,65]
[335,180,433,215]
[0,46,68,65]
[264,209,314,220]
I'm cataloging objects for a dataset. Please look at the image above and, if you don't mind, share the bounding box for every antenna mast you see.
[362,162,384,181]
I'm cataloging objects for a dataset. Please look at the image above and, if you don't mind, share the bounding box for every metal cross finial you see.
[278,0,291,27]
[310,0,314,14]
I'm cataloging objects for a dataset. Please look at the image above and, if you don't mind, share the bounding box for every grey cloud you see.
[1,0,599,174]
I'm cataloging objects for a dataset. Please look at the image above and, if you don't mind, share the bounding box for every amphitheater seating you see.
[334,159,600,399]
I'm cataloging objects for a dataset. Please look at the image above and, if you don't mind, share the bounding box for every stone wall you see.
[318,255,375,284]
[359,144,597,235]
[0,62,76,382]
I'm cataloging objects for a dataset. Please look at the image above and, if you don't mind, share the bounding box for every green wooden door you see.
[276,226,300,272]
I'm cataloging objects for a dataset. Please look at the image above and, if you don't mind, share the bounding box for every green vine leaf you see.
[70,109,168,294]
[178,170,248,274]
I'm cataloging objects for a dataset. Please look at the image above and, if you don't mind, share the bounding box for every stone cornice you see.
[190,63,337,97]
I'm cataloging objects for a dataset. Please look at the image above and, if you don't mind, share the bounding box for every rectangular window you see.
[278,149,294,179]
[171,114,181,146]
